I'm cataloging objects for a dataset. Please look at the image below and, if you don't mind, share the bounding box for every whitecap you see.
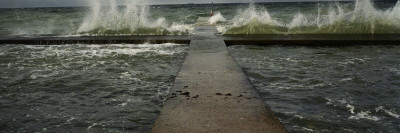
[209,12,227,24]
[346,104,356,114]
[24,45,46,50]
[302,127,314,132]
[294,115,304,119]
[119,102,128,107]
[375,106,400,119]
[349,111,380,121]
[87,123,99,129]
[346,104,380,121]
[338,99,348,104]
[340,78,353,82]
[223,0,400,34]
[389,67,400,75]
[78,0,192,35]
[325,98,333,105]
[67,117,75,123]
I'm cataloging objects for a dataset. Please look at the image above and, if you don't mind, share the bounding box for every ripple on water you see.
[0,44,188,133]
[228,45,400,132]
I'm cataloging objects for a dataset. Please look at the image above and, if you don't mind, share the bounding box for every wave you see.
[78,0,193,36]
[208,12,226,24]
[2,0,399,36]
[222,0,400,34]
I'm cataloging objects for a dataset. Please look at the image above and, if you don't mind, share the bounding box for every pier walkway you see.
[151,17,286,132]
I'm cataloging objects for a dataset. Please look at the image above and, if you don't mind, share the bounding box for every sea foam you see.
[208,12,227,24]
[78,0,192,35]
[222,0,400,34]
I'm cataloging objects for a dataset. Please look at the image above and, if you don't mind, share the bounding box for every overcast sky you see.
[0,0,353,8]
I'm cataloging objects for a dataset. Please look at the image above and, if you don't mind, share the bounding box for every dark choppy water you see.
[228,45,400,132]
[1,0,400,132]
[0,44,188,132]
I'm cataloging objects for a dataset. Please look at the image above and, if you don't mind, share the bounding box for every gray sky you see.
[0,0,352,8]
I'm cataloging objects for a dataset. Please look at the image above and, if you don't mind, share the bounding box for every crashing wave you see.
[222,0,400,34]
[208,12,227,24]
[78,0,192,36]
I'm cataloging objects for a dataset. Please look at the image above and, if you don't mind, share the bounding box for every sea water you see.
[1,0,400,132]
[228,45,400,132]
[0,44,188,132]
[0,0,399,36]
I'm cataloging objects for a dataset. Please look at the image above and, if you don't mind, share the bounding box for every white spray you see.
[223,0,400,34]
[78,0,191,35]
[208,12,227,24]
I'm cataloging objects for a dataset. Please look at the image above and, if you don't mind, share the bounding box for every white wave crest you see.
[375,106,400,119]
[78,0,192,35]
[22,43,186,58]
[349,111,380,121]
[346,104,356,114]
[208,12,226,24]
[347,104,380,121]
[226,3,283,33]
[223,0,400,34]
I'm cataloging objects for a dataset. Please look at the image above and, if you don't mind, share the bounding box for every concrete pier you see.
[151,17,286,132]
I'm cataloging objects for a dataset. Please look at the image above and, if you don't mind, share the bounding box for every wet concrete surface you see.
[223,34,400,46]
[151,18,286,133]
[2,31,399,46]
[0,35,191,45]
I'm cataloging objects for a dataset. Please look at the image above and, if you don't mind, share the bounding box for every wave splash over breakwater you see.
[0,0,399,36]
[208,12,227,25]
[222,0,400,34]
[78,0,192,36]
